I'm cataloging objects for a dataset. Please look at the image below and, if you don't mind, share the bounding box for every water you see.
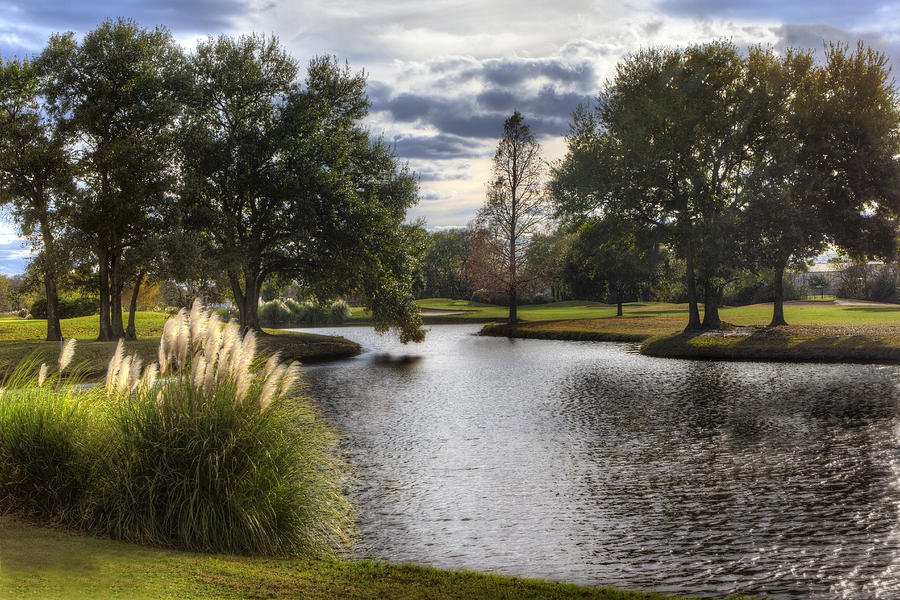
[292,324,900,599]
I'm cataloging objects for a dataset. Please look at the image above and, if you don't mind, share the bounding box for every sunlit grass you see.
[0,515,752,600]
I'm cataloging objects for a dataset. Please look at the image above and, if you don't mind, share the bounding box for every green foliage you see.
[258,300,293,326]
[0,364,97,521]
[0,307,354,557]
[328,299,352,324]
[30,297,99,319]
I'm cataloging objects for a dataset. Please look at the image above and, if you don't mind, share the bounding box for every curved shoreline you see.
[480,320,900,364]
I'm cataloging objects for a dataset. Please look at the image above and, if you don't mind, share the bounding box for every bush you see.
[0,365,96,522]
[328,299,352,323]
[0,304,354,557]
[301,302,329,324]
[258,300,293,326]
[284,299,305,321]
[30,297,100,319]
[215,306,240,322]
[16,309,27,318]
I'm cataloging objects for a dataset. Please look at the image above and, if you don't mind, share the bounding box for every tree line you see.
[0,18,425,343]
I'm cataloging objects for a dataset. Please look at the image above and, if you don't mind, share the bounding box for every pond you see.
[293,324,900,599]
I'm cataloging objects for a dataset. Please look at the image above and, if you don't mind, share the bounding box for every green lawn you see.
[420,298,900,328]
[0,516,751,600]
[470,299,900,363]
[0,311,360,378]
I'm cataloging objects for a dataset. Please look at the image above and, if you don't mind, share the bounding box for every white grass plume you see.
[259,363,286,411]
[129,357,143,392]
[141,362,158,392]
[37,363,48,387]
[278,361,302,399]
[189,298,207,345]
[203,312,221,363]
[58,339,76,373]
[263,352,281,379]
[116,356,133,394]
[106,339,125,394]
[175,317,190,372]
[159,316,179,375]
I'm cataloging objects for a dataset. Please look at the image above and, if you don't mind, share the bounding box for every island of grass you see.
[0,516,754,600]
[473,299,900,364]
[0,310,360,378]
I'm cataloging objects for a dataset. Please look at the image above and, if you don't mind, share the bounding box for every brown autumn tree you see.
[475,111,550,323]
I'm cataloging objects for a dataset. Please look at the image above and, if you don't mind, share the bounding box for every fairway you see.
[416,298,900,331]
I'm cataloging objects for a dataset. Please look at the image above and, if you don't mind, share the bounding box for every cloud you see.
[0,0,254,35]
[656,0,898,29]
[391,133,487,160]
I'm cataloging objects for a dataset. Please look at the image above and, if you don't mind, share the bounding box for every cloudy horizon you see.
[0,0,898,274]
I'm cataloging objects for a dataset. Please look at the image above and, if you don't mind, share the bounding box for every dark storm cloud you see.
[657,0,894,27]
[0,0,251,36]
[771,24,900,72]
[374,80,591,143]
[391,133,482,160]
[416,168,469,183]
[469,58,597,90]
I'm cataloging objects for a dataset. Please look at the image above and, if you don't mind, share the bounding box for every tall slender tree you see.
[0,57,74,341]
[37,18,184,340]
[476,111,549,323]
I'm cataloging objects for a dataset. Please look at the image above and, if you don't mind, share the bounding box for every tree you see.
[420,229,474,299]
[476,111,549,323]
[554,43,754,330]
[743,44,900,326]
[181,36,424,341]
[0,57,75,340]
[564,215,654,315]
[37,18,185,340]
[523,228,572,301]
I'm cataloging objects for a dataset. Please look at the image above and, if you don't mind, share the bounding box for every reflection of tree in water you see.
[549,359,900,598]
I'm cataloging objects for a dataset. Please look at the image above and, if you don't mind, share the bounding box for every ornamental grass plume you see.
[0,300,354,557]
[58,339,76,373]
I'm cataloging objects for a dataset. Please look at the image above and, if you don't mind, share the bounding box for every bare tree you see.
[476,111,549,323]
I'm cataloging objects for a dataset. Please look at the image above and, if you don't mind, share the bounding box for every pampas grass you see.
[0,301,354,558]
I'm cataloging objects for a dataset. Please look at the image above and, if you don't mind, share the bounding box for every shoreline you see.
[480,320,900,364]
[0,515,751,600]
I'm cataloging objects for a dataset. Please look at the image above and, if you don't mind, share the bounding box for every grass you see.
[475,299,900,363]
[0,516,753,600]
[0,311,360,379]
[0,304,354,557]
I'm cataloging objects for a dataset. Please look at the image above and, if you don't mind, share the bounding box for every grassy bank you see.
[0,517,750,600]
[0,311,360,378]
[477,300,900,363]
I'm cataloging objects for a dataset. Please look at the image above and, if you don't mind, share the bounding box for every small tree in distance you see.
[476,111,549,323]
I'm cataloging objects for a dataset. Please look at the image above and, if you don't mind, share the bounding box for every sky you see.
[0,0,898,274]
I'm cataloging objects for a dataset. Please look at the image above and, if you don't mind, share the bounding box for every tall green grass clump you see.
[258,299,293,326]
[0,303,354,558]
[0,341,99,522]
[329,299,352,324]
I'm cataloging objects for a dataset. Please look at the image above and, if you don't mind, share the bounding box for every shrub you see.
[215,306,239,322]
[328,299,352,323]
[302,302,329,324]
[30,297,100,319]
[258,300,292,326]
[16,309,27,318]
[284,299,305,321]
[0,303,354,557]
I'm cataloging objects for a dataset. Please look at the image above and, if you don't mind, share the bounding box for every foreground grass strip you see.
[0,518,753,600]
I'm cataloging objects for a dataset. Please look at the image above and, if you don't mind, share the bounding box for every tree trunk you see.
[769,261,788,327]
[38,216,62,342]
[616,291,623,317]
[701,283,722,330]
[684,243,702,331]
[43,275,62,342]
[230,269,263,332]
[110,252,125,339]
[97,246,114,341]
[125,270,145,340]
[508,286,518,323]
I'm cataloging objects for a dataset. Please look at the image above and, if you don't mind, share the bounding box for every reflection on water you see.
[293,324,900,599]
